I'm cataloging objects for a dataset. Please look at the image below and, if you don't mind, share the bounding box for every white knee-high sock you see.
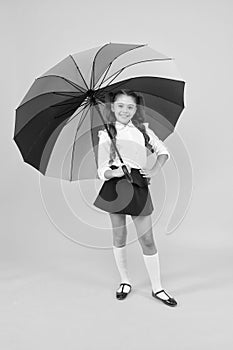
[113,245,131,289]
[143,252,170,300]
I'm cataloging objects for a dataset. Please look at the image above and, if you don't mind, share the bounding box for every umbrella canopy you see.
[13,42,185,181]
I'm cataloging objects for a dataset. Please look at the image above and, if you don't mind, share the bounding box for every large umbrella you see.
[13,42,185,182]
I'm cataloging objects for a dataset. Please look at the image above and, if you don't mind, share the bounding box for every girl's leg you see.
[109,213,131,292]
[131,214,171,300]
[131,214,157,255]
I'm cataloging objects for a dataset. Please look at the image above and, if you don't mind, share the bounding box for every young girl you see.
[93,89,177,307]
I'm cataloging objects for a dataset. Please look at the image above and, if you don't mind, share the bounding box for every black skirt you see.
[93,165,154,216]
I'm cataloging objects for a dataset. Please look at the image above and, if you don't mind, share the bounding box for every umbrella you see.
[13,42,185,182]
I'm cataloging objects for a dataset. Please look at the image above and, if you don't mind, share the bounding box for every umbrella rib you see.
[53,106,80,120]
[130,85,185,107]
[53,101,88,120]
[70,103,91,181]
[97,80,131,99]
[95,62,113,91]
[14,95,85,141]
[64,100,90,125]
[17,90,84,112]
[52,92,84,98]
[100,69,126,90]
[38,75,86,93]
[90,43,109,89]
[51,98,89,109]
[90,43,146,89]
[69,55,89,90]
[98,58,173,88]
[21,103,90,163]
[97,77,184,107]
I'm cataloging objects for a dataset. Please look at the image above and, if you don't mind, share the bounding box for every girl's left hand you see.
[139,167,157,178]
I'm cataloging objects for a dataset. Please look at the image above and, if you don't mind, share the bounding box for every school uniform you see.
[93,120,170,216]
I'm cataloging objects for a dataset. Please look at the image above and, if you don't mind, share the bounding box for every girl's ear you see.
[111,103,114,112]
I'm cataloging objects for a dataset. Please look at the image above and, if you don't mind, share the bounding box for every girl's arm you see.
[97,130,122,180]
[140,125,170,178]
[97,130,112,181]
[150,154,169,175]
[97,130,132,180]
[145,127,170,160]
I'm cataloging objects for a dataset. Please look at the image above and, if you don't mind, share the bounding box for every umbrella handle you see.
[121,164,133,183]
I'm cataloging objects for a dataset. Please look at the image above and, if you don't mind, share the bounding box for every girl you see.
[93,89,177,307]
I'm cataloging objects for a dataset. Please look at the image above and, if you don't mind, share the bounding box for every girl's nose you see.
[122,106,129,113]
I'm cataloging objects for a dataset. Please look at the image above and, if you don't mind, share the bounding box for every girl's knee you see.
[139,233,157,251]
[113,228,127,246]
[113,242,126,248]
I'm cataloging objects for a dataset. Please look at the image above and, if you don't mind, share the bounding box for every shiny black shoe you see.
[116,283,132,300]
[152,289,177,307]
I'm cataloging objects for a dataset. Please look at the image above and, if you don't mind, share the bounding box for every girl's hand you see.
[112,164,131,178]
[139,167,157,178]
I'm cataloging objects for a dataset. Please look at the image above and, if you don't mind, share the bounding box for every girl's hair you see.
[102,89,155,165]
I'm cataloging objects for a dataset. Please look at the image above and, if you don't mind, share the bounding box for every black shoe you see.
[116,283,132,300]
[152,289,177,307]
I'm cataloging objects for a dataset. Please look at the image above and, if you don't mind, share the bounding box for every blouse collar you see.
[115,120,135,129]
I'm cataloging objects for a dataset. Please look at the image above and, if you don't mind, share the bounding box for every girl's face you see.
[111,94,137,125]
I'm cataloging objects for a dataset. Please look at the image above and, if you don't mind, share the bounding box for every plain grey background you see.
[1,0,232,349]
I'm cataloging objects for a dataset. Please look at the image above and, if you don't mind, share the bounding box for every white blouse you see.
[97,120,170,181]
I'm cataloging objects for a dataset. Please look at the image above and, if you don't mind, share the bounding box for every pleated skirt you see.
[93,165,154,216]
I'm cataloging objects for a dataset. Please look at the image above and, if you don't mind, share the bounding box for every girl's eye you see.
[117,104,134,109]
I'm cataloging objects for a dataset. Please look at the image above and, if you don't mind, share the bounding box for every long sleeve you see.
[97,130,112,181]
[144,123,170,160]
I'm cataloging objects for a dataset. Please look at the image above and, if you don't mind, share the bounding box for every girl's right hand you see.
[112,164,131,178]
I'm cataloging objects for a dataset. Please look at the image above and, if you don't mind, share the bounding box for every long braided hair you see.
[102,89,155,166]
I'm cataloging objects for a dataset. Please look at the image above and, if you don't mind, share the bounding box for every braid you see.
[132,121,155,155]
[108,122,117,165]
